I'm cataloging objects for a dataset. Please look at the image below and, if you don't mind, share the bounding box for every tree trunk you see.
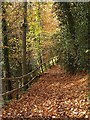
[61,3,77,73]
[22,2,27,90]
[2,3,12,100]
[37,3,43,72]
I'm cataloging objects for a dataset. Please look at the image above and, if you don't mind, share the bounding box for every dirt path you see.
[2,65,89,119]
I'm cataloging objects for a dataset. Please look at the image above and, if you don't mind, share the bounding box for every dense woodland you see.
[0,1,90,120]
[53,2,90,73]
[2,2,57,78]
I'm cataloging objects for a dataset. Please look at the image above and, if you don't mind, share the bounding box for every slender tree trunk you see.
[22,2,27,90]
[2,3,12,100]
[37,3,43,72]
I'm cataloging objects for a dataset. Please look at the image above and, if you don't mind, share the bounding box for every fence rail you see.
[0,56,58,102]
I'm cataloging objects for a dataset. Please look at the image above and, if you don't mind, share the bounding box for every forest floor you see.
[2,65,90,120]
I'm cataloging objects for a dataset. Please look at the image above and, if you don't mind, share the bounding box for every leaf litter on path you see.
[2,65,90,120]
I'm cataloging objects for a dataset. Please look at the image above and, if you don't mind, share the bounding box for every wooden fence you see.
[0,56,58,103]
